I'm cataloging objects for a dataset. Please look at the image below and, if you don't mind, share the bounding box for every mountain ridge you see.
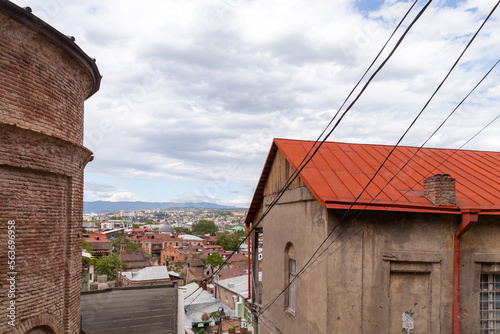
[84,201,242,213]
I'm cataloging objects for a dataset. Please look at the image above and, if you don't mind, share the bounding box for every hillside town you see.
[81,208,260,333]
[2,1,500,334]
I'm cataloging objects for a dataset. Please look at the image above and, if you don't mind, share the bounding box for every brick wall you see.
[423,174,456,206]
[0,7,98,334]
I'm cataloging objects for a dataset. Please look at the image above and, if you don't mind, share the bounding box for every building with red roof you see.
[84,234,112,257]
[246,139,500,334]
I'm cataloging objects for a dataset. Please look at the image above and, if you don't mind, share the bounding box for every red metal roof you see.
[245,138,500,224]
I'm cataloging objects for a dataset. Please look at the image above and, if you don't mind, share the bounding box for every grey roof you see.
[122,266,170,281]
[216,272,262,299]
[168,271,182,279]
[159,225,175,233]
[178,234,204,241]
[182,283,234,328]
[81,285,177,334]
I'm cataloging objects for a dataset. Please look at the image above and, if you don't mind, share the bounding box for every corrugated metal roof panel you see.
[245,138,500,225]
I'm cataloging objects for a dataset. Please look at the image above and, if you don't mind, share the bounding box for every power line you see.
[184,0,422,303]
[258,0,499,315]
[286,0,420,181]
[184,0,424,304]
[258,0,436,315]
[300,57,500,278]
[300,112,499,279]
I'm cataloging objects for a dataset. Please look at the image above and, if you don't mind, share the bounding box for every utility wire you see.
[187,0,428,305]
[285,0,420,182]
[258,0,435,314]
[300,56,500,277]
[300,63,500,278]
[301,113,500,278]
[259,1,499,315]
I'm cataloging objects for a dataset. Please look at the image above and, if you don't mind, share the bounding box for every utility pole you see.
[218,306,224,334]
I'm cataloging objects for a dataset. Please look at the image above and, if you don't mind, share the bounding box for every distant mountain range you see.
[83,201,241,213]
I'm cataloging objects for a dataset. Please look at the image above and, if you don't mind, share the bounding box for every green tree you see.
[192,220,218,236]
[94,253,125,280]
[132,223,141,228]
[111,237,142,253]
[109,216,123,220]
[174,227,191,234]
[215,230,245,252]
[202,253,224,270]
[82,237,94,255]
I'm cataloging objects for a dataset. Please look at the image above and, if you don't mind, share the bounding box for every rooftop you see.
[122,266,170,281]
[178,234,204,241]
[246,138,500,224]
[81,285,177,334]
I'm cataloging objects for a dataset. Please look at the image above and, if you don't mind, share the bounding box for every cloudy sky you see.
[11,0,500,207]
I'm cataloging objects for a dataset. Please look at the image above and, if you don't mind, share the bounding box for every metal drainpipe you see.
[453,211,479,334]
[245,224,251,300]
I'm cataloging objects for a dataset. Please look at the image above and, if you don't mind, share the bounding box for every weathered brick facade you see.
[424,173,456,206]
[0,2,100,333]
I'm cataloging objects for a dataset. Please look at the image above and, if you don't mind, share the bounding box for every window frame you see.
[284,242,296,315]
[480,265,500,333]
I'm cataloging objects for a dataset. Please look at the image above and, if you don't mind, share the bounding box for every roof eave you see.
[0,0,101,99]
[244,141,279,227]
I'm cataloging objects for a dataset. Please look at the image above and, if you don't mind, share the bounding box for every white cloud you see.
[104,192,144,202]
[10,0,500,204]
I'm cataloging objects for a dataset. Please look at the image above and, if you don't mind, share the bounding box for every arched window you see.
[284,242,296,314]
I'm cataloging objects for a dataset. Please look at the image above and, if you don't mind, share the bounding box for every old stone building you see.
[246,138,500,334]
[0,1,100,333]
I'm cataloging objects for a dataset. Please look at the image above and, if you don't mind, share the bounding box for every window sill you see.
[284,309,295,319]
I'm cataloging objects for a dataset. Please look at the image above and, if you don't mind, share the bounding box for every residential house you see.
[133,233,182,256]
[102,228,125,241]
[179,234,204,246]
[185,258,208,284]
[101,220,126,230]
[245,138,500,334]
[215,273,262,333]
[205,235,218,245]
[225,253,248,269]
[217,267,248,280]
[161,245,199,265]
[119,237,150,271]
[118,266,172,287]
[84,234,112,257]
[183,282,235,331]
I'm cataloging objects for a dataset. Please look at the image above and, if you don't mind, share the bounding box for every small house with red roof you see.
[246,139,500,334]
[84,233,112,257]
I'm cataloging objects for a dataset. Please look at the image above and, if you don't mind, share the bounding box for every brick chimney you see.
[424,174,456,206]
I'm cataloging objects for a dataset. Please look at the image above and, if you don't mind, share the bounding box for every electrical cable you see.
[186,0,429,305]
[300,57,500,278]
[258,1,499,315]
[301,112,500,278]
[284,0,420,183]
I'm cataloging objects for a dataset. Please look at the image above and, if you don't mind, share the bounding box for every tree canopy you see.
[174,227,191,234]
[202,253,224,269]
[94,253,125,280]
[82,237,94,255]
[192,220,218,236]
[111,236,142,253]
[215,229,246,252]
